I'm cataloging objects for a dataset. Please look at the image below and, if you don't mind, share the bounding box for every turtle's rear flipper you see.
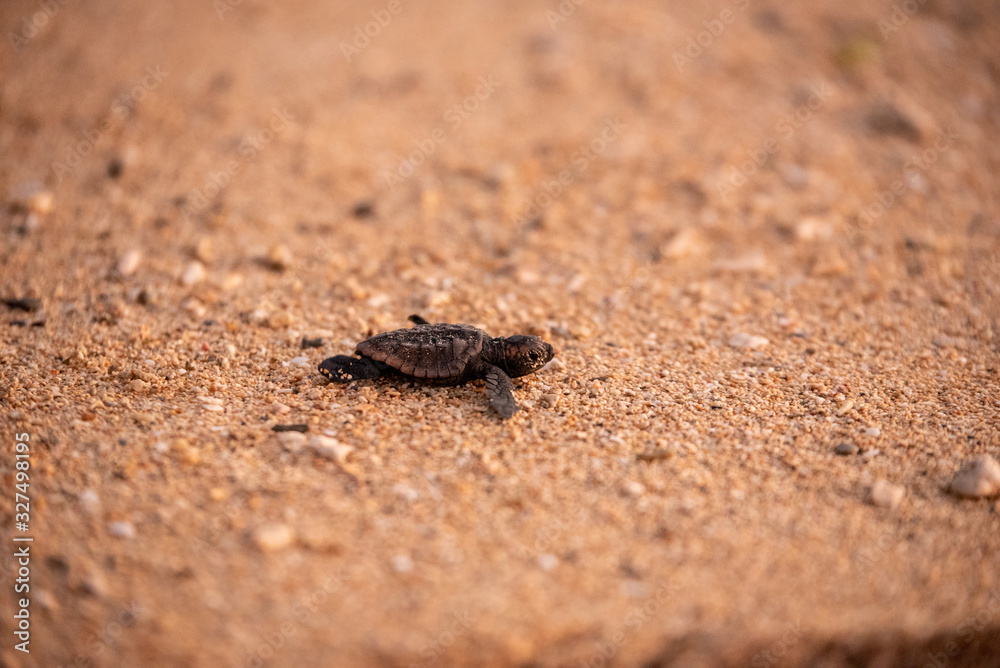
[408,314,431,326]
[484,365,519,419]
[319,355,390,382]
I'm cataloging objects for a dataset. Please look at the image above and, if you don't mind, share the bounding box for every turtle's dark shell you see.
[356,323,486,380]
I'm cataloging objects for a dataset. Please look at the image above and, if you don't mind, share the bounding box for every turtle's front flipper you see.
[484,365,518,419]
[408,314,430,326]
[319,355,391,382]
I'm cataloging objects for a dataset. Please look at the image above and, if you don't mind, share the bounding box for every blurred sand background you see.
[2,0,1000,666]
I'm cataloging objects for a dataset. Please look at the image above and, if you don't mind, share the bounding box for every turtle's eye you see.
[529,352,539,361]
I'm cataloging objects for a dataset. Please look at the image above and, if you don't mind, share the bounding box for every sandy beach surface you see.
[2,1,999,666]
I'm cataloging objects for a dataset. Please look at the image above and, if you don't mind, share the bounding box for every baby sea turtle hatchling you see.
[319,315,555,418]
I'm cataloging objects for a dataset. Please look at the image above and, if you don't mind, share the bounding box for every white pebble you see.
[392,484,419,501]
[623,481,646,497]
[728,333,769,350]
[267,244,293,271]
[107,521,136,539]
[868,479,905,509]
[309,435,354,465]
[392,554,414,572]
[289,356,309,366]
[277,432,307,452]
[181,261,206,286]
[253,523,295,551]
[835,399,855,416]
[949,455,1000,499]
[794,216,833,242]
[116,250,142,276]
[79,489,100,514]
[537,553,559,571]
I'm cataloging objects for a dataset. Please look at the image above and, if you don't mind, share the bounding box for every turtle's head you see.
[499,335,555,378]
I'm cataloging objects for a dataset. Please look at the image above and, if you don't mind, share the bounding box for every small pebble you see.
[537,553,559,571]
[352,200,375,218]
[181,261,206,286]
[392,484,419,502]
[272,424,308,433]
[540,393,560,409]
[728,333,769,350]
[195,237,214,264]
[268,311,294,328]
[173,439,200,465]
[27,189,54,215]
[541,357,563,372]
[866,102,922,142]
[868,479,905,509]
[392,554,414,572]
[623,481,646,497]
[266,244,293,271]
[107,521,136,539]
[835,399,855,416]
[794,216,833,242]
[661,228,702,259]
[34,589,58,611]
[129,379,148,393]
[636,448,673,462]
[289,356,309,366]
[309,435,354,465]
[80,570,110,597]
[253,523,295,551]
[948,455,1000,499]
[861,448,880,461]
[2,297,41,312]
[116,250,142,277]
[834,442,859,456]
[79,490,100,514]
